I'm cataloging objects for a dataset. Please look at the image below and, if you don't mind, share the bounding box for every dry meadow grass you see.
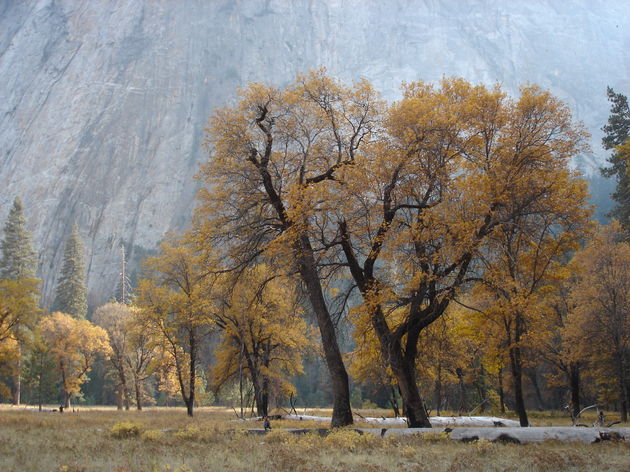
[0,405,628,471]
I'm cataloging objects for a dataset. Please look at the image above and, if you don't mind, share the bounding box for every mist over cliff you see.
[1,0,628,306]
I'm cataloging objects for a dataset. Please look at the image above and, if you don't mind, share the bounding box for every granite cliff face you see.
[1,0,628,306]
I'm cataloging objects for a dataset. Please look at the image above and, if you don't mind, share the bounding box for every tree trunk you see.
[528,368,545,411]
[456,367,466,415]
[298,239,353,428]
[187,330,197,418]
[116,384,123,410]
[509,345,529,427]
[12,343,21,405]
[134,375,143,411]
[498,368,505,414]
[434,365,442,416]
[569,364,580,419]
[615,352,628,422]
[390,386,400,418]
[389,347,431,428]
[60,362,70,408]
[119,364,131,411]
[254,379,269,417]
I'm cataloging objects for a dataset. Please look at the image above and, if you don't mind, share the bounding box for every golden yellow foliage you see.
[136,234,214,416]
[39,311,111,406]
[567,221,630,420]
[210,265,315,415]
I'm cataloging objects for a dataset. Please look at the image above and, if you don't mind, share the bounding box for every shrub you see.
[173,425,202,441]
[141,429,165,441]
[110,422,142,439]
[323,429,377,451]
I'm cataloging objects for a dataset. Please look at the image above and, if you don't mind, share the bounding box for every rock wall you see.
[1,0,628,306]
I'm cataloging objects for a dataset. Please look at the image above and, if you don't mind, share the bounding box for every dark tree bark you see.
[434,365,443,416]
[498,368,505,414]
[298,245,352,427]
[509,344,529,427]
[133,375,143,411]
[12,346,21,405]
[456,367,466,415]
[615,351,628,422]
[569,364,580,419]
[60,361,70,408]
[116,384,123,410]
[186,330,196,417]
[390,386,400,418]
[527,368,545,411]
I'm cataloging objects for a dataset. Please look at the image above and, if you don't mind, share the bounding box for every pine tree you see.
[601,87,630,229]
[0,196,39,405]
[0,197,37,280]
[53,224,88,318]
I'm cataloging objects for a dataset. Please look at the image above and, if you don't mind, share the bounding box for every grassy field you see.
[0,406,628,471]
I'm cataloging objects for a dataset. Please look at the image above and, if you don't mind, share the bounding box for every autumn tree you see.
[326,80,588,426]
[568,221,630,421]
[136,236,213,417]
[601,87,630,229]
[39,312,111,407]
[467,167,591,425]
[93,302,133,410]
[53,225,88,318]
[535,275,586,420]
[0,196,40,405]
[194,71,383,426]
[124,308,155,410]
[210,266,315,417]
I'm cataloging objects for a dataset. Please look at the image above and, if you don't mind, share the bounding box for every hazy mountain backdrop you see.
[1,0,628,306]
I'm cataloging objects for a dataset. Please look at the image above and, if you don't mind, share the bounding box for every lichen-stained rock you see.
[1,0,628,305]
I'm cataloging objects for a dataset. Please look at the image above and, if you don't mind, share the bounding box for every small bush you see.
[110,422,142,439]
[141,429,165,441]
[173,425,202,441]
[421,431,450,442]
[323,429,377,451]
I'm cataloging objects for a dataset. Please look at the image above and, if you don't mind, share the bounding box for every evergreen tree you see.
[0,196,39,405]
[53,224,88,318]
[0,197,37,280]
[601,87,630,229]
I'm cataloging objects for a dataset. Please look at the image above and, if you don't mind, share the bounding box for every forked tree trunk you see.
[386,341,431,428]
